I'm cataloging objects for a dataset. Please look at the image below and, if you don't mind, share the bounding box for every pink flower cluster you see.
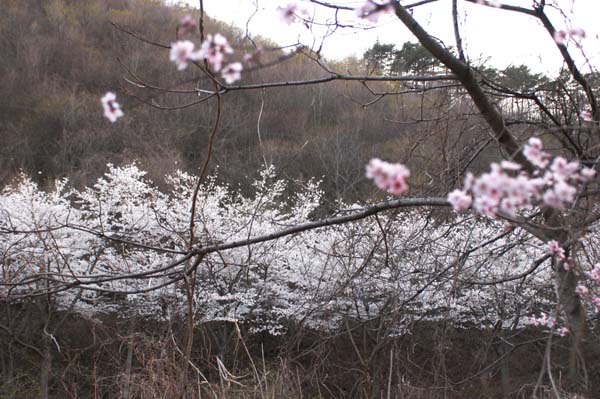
[278,3,299,25]
[179,15,197,35]
[553,28,586,45]
[522,137,549,168]
[447,137,596,216]
[527,314,569,336]
[578,267,600,314]
[198,33,233,72]
[527,314,568,336]
[221,62,243,84]
[366,159,410,196]
[243,47,264,64]
[547,240,565,260]
[277,3,310,25]
[556,327,569,337]
[576,284,589,296]
[169,33,243,84]
[581,110,593,122]
[527,313,555,328]
[101,92,123,123]
[355,1,394,23]
[170,40,203,71]
[447,189,472,212]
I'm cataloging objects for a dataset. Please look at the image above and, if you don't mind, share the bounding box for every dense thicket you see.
[2,164,600,398]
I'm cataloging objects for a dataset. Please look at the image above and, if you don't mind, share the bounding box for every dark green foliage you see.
[391,41,442,74]
[499,64,549,92]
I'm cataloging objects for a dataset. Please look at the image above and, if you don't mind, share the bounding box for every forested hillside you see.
[1,0,515,201]
[2,0,600,398]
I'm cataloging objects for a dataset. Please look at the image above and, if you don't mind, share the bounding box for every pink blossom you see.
[542,189,563,209]
[523,137,549,168]
[388,176,408,196]
[278,3,299,25]
[500,160,521,171]
[447,189,472,212]
[499,197,519,216]
[463,172,475,191]
[589,264,600,284]
[528,137,543,150]
[101,92,123,123]
[527,313,555,328]
[473,165,506,200]
[170,40,202,71]
[593,296,600,312]
[547,240,565,260]
[568,27,586,40]
[198,34,233,72]
[550,157,580,180]
[527,176,547,194]
[581,167,596,180]
[366,158,389,189]
[542,174,577,209]
[179,15,197,32]
[365,158,410,196]
[581,110,593,122]
[243,47,264,64]
[355,1,394,23]
[366,158,383,178]
[507,175,535,204]
[576,284,589,296]
[553,30,568,45]
[221,62,243,84]
[554,28,586,45]
[557,327,569,337]
[473,195,499,217]
[553,180,576,203]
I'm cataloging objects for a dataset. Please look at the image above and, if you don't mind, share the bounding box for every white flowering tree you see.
[2,0,600,397]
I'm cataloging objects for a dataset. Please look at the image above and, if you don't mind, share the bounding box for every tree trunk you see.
[40,334,51,399]
[122,318,136,399]
[555,263,585,383]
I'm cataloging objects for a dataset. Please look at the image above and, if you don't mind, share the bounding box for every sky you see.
[178,0,599,75]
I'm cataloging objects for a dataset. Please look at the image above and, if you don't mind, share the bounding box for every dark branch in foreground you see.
[192,197,450,255]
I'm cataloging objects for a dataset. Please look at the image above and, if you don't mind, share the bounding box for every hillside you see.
[0,0,490,201]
